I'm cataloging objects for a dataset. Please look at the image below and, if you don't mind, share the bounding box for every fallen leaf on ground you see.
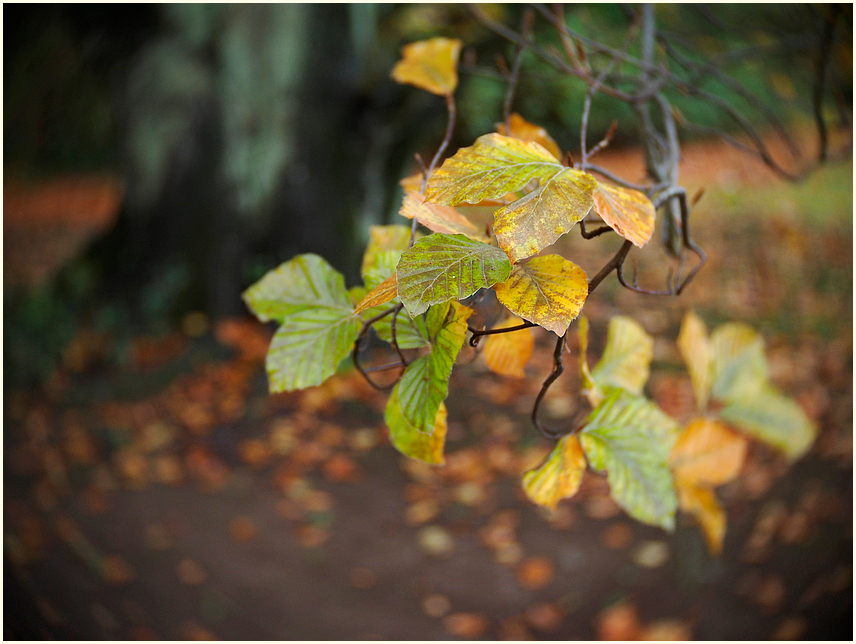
[516,556,555,589]
[601,523,634,550]
[632,541,670,568]
[443,612,490,639]
[596,600,642,641]
[417,525,455,556]
[349,567,378,589]
[422,593,452,618]
[176,558,207,585]
[639,618,693,640]
[524,602,563,632]
[229,516,258,543]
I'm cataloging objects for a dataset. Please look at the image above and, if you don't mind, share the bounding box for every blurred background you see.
[4,4,852,640]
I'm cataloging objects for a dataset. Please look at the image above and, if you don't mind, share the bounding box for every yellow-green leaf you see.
[425,133,563,206]
[396,233,512,317]
[678,311,711,410]
[391,37,462,96]
[494,168,598,262]
[374,307,430,350]
[591,180,655,248]
[496,113,562,160]
[361,225,412,287]
[493,255,588,336]
[396,302,473,433]
[579,389,680,530]
[719,386,816,461]
[386,386,447,464]
[709,323,768,403]
[578,316,599,401]
[676,481,726,554]
[669,418,748,488]
[522,434,587,510]
[399,191,489,242]
[591,316,654,395]
[354,273,398,315]
[481,316,534,378]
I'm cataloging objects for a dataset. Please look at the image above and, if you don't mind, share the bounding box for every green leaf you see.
[493,254,587,336]
[396,301,473,433]
[361,226,411,289]
[709,323,768,403]
[493,167,597,262]
[243,254,351,323]
[385,386,447,464]
[374,307,430,350]
[266,305,361,392]
[396,233,511,316]
[719,386,816,460]
[591,316,654,395]
[579,389,680,530]
[425,133,563,206]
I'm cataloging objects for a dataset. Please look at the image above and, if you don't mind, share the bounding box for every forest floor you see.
[4,131,853,640]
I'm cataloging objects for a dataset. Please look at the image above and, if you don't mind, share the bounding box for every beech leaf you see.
[354,273,398,315]
[578,316,598,398]
[669,418,748,487]
[719,386,816,460]
[678,311,711,410]
[493,254,588,336]
[386,387,447,464]
[361,225,412,287]
[496,113,562,160]
[243,254,351,323]
[399,192,488,242]
[374,307,430,350]
[396,233,511,316]
[265,306,361,392]
[591,316,654,395]
[493,167,598,262]
[481,316,534,378]
[579,389,680,530]
[391,37,462,97]
[676,481,726,554]
[709,323,768,403]
[396,302,473,433]
[591,180,656,248]
[522,434,587,510]
[425,133,564,206]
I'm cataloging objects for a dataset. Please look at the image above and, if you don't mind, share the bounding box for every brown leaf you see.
[516,556,555,590]
[443,612,490,639]
[422,593,452,618]
[176,558,207,585]
[596,601,642,641]
[524,602,564,632]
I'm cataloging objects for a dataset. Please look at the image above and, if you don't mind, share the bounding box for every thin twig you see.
[531,333,571,439]
[468,320,537,347]
[502,8,534,127]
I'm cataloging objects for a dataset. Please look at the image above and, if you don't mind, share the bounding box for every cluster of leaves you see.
[524,313,815,551]
[243,37,815,550]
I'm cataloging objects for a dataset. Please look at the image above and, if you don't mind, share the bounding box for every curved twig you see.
[531,333,571,439]
[468,320,537,347]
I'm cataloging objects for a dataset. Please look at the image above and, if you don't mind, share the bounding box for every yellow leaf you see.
[591,316,653,395]
[361,225,412,278]
[678,311,711,411]
[400,172,423,195]
[496,113,562,160]
[493,255,588,336]
[522,434,587,510]
[670,417,749,487]
[399,192,489,242]
[391,37,462,97]
[481,317,534,378]
[387,392,448,465]
[426,133,563,206]
[676,481,726,554]
[591,180,655,248]
[354,273,398,315]
[494,168,598,262]
[577,316,601,405]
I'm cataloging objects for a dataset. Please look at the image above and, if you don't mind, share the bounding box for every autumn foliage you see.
[243,36,816,552]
